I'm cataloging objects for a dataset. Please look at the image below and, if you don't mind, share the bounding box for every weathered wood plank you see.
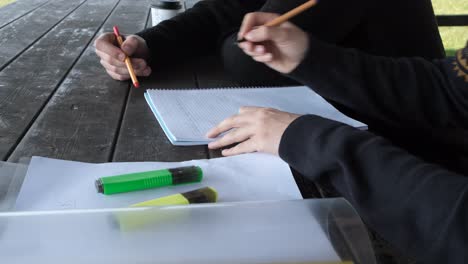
[4,0,132,163]
[0,0,86,70]
[0,0,120,161]
[0,0,49,29]
[8,0,153,163]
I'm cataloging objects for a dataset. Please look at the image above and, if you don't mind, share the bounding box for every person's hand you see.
[237,12,309,74]
[94,33,151,81]
[206,106,301,156]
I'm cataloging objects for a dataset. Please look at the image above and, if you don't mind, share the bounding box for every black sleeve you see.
[287,35,468,130]
[279,115,468,264]
[136,0,264,66]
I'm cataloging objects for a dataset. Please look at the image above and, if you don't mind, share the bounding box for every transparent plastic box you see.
[0,161,376,264]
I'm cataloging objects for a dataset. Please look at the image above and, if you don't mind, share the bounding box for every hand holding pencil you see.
[237,0,318,74]
[94,28,151,84]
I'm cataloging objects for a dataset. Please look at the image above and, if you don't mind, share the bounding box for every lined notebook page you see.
[145,86,365,145]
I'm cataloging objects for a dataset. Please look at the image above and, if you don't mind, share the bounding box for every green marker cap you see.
[95,166,203,195]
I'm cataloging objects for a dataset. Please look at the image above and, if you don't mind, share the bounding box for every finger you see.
[94,32,126,61]
[96,50,126,67]
[206,115,245,138]
[244,25,289,43]
[240,44,266,58]
[252,53,274,63]
[238,41,254,53]
[100,59,130,75]
[238,12,280,40]
[208,128,252,150]
[253,44,266,55]
[222,140,257,156]
[121,35,140,56]
[101,57,151,77]
[130,58,149,71]
[106,69,130,81]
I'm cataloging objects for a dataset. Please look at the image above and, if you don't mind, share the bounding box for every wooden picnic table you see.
[0,0,418,263]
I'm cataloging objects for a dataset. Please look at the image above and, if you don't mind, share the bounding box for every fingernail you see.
[118,53,125,61]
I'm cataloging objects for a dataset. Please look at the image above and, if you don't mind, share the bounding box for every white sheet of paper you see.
[15,153,302,211]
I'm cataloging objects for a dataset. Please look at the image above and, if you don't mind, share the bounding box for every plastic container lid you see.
[152,0,182,10]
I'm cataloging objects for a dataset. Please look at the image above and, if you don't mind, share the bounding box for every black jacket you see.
[136,0,445,66]
[280,37,468,263]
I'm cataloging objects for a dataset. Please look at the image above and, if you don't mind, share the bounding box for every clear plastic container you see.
[0,198,376,264]
[0,159,28,211]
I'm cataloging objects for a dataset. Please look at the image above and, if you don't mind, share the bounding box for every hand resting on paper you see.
[94,33,151,81]
[237,12,309,74]
[206,106,301,156]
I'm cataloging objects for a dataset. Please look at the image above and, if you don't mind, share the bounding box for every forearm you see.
[287,36,465,129]
[279,115,468,263]
[136,0,264,65]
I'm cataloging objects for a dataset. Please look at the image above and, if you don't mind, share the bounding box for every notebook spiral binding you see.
[147,85,299,91]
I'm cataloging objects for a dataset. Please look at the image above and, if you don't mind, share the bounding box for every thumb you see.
[121,35,139,56]
[239,12,280,40]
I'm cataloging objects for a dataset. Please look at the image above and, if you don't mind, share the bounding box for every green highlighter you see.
[95,166,203,195]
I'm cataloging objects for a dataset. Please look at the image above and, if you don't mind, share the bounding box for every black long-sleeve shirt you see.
[136,0,445,67]
[280,38,468,263]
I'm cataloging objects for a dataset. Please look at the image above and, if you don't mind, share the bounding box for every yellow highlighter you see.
[114,187,218,231]
[130,186,218,207]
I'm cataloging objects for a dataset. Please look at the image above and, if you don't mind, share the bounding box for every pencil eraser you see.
[134,82,140,88]
[113,26,120,37]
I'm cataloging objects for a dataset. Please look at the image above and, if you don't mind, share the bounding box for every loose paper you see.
[15,153,302,210]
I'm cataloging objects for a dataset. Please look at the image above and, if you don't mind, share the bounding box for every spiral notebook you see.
[144,86,366,145]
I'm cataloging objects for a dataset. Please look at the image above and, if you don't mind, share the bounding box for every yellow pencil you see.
[113,25,140,88]
[238,0,318,43]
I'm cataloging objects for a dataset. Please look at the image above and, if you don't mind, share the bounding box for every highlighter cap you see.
[169,166,203,184]
[182,187,218,203]
[95,179,104,193]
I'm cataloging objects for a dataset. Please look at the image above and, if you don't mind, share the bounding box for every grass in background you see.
[0,0,15,8]
[432,0,468,56]
[439,27,467,56]
[432,0,468,15]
